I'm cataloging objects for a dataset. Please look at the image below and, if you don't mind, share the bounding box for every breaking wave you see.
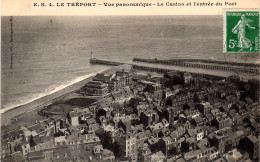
[0,68,109,114]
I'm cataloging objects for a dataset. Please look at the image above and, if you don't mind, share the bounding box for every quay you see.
[90,58,123,66]
[90,58,260,81]
[132,58,260,67]
[132,58,260,75]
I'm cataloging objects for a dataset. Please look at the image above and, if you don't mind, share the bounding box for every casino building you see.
[83,81,108,96]
[92,69,132,92]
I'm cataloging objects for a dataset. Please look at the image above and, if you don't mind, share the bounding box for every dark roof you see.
[247,135,258,143]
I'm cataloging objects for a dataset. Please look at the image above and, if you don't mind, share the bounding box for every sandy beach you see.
[0,68,110,127]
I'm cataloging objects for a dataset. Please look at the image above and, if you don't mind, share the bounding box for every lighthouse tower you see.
[91,51,93,59]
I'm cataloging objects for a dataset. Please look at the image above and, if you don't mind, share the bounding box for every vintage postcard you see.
[1,0,260,162]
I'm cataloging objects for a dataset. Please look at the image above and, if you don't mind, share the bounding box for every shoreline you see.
[0,68,110,127]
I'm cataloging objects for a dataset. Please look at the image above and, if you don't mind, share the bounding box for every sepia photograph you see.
[1,9,260,162]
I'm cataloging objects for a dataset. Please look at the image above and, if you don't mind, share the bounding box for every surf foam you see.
[0,68,109,114]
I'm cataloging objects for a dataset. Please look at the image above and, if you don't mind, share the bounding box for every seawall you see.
[90,58,123,66]
[133,58,260,67]
[133,58,260,75]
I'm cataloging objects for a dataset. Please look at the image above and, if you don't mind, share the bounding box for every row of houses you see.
[1,69,259,162]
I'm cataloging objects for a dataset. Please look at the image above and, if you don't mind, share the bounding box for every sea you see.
[1,16,259,111]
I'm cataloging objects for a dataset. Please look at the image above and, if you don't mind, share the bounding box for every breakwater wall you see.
[132,65,225,80]
[90,58,226,80]
[90,58,123,66]
[133,58,259,75]
[133,58,260,67]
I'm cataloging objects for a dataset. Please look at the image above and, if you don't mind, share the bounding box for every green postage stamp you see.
[224,9,259,53]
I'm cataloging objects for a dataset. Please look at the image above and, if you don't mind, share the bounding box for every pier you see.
[90,58,123,66]
[90,58,260,81]
[132,58,260,67]
[133,58,260,75]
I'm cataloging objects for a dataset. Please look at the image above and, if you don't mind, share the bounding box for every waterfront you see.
[1,63,259,161]
[90,58,260,81]
[0,69,109,126]
[2,16,260,112]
